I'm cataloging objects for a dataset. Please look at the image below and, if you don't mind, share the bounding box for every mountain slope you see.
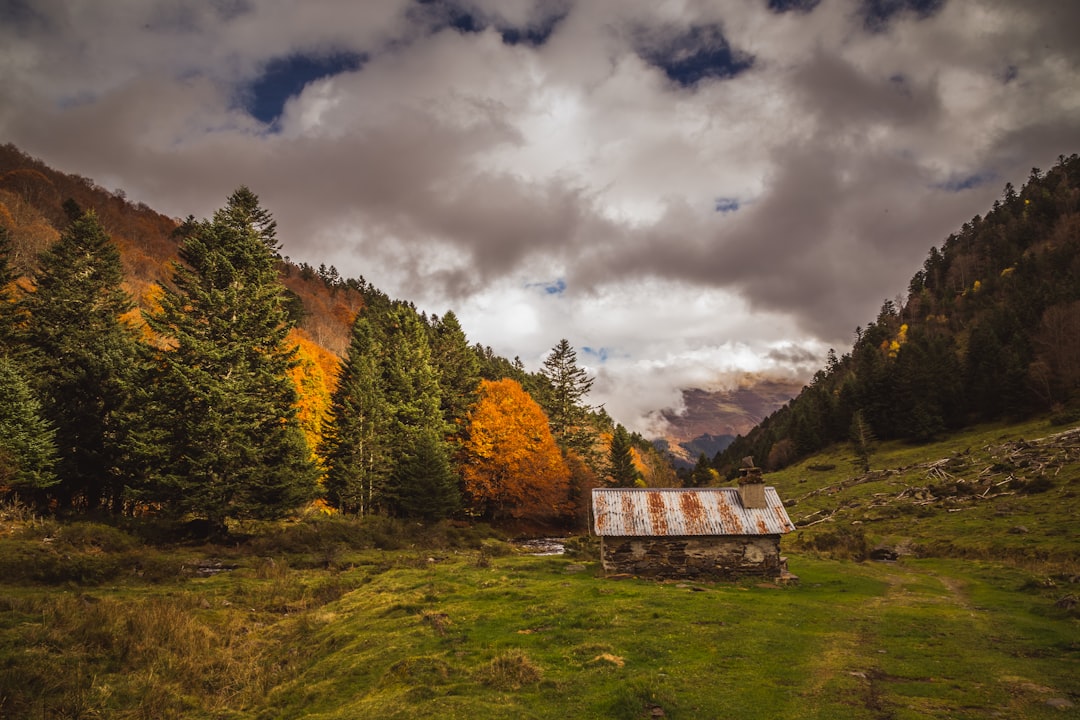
[716,154,1080,475]
[657,379,803,465]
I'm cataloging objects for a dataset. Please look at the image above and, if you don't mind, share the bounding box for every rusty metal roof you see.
[591,487,795,537]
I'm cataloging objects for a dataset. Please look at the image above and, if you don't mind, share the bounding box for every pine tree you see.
[379,303,455,518]
[539,339,595,457]
[689,453,715,488]
[430,310,480,437]
[607,424,641,487]
[850,410,876,473]
[322,315,390,515]
[388,429,460,521]
[0,355,57,497]
[136,189,317,531]
[18,211,140,511]
[323,302,456,518]
[0,226,22,350]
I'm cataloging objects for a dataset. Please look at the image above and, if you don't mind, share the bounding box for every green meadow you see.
[1,419,1078,719]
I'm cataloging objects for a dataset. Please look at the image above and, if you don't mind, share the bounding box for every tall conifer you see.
[19,211,139,511]
[136,189,316,530]
[0,355,57,497]
[322,315,390,515]
[540,339,596,459]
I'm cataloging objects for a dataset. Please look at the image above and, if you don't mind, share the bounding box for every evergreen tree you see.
[379,303,456,518]
[322,315,390,515]
[136,189,317,531]
[219,185,279,253]
[849,410,876,473]
[607,424,641,487]
[18,211,140,511]
[388,429,461,521]
[0,355,57,497]
[0,226,20,349]
[539,338,595,456]
[689,453,715,488]
[430,310,480,437]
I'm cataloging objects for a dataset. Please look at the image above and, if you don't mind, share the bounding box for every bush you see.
[58,522,139,552]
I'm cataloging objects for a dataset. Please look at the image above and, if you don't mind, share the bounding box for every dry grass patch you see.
[475,649,543,690]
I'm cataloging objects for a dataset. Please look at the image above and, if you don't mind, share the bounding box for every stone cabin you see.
[591,474,795,580]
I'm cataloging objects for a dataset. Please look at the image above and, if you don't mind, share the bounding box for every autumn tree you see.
[461,378,571,522]
[134,188,317,531]
[18,211,140,511]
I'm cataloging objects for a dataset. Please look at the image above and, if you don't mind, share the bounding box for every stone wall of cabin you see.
[600,535,785,579]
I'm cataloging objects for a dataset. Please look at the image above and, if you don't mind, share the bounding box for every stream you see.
[515,537,567,555]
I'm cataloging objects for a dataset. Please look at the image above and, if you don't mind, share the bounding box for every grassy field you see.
[1,418,1078,719]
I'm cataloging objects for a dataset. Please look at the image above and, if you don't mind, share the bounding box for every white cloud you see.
[0,0,1076,435]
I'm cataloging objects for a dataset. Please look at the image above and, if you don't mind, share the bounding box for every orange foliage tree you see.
[288,328,340,462]
[461,378,571,522]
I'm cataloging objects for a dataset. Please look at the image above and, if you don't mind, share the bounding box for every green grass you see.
[770,417,1080,564]
[0,419,1078,718]
[2,540,1076,718]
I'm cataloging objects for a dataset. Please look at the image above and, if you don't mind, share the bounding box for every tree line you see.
[715,153,1080,475]
[0,187,666,532]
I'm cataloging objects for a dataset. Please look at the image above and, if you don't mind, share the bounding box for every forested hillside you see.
[0,144,673,532]
[717,153,1080,475]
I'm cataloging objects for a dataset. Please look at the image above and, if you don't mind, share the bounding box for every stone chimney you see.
[738,456,767,509]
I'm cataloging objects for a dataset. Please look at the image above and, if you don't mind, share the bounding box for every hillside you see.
[0,144,676,527]
[717,154,1080,475]
[0,143,363,356]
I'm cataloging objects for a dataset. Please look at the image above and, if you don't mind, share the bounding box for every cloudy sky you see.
[1,0,1077,434]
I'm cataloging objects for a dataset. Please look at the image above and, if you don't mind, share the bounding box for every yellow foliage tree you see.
[288,327,339,462]
[461,378,571,522]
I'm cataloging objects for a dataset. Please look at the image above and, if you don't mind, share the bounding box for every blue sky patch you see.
[766,0,821,13]
[525,278,567,296]
[640,24,754,88]
[936,172,994,192]
[582,346,610,363]
[500,9,568,47]
[860,0,947,33]
[412,0,483,35]
[715,197,740,213]
[246,52,365,125]
[542,278,567,295]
